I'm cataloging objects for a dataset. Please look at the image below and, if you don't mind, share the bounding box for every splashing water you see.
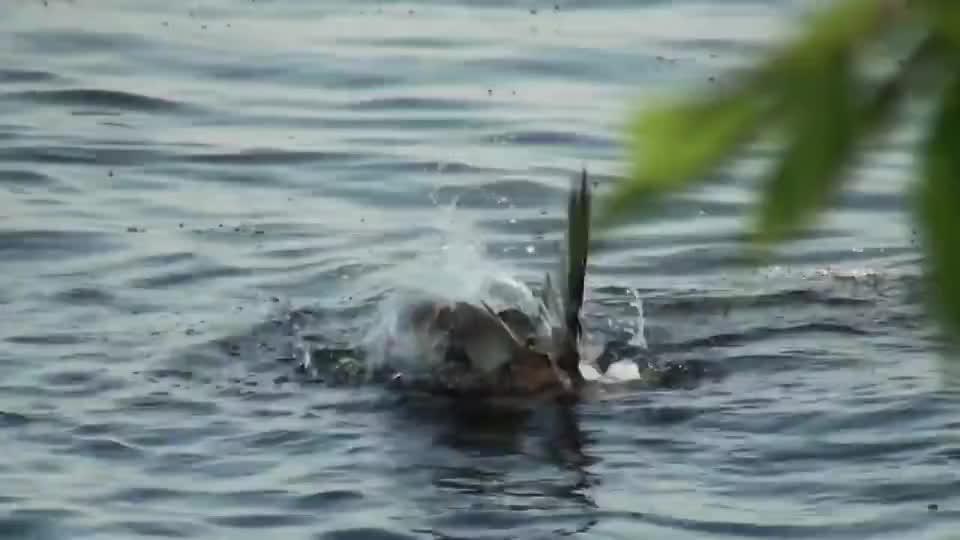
[319,194,654,385]
[358,196,543,378]
[630,288,648,350]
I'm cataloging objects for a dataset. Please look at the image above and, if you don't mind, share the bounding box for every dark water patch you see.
[6,333,97,346]
[180,149,364,166]
[467,55,610,79]
[70,109,124,117]
[98,120,135,129]
[9,508,79,524]
[320,116,503,131]
[766,246,919,268]
[43,369,103,387]
[155,49,407,88]
[315,528,418,540]
[356,159,503,176]
[852,478,960,505]
[662,322,871,350]
[36,370,127,397]
[100,487,186,504]
[429,507,588,538]
[207,63,310,82]
[837,189,907,213]
[257,245,330,260]
[187,169,293,188]
[240,429,312,449]
[676,353,822,380]
[72,422,129,437]
[648,288,875,315]
[0,69,62,84]
[126,425,234,448]
[346,35,484,49]
[0,229,118,261]
[182,457,278,479]
[102,486,294,511]
[489,130,616,149]
[620,404,704,426]
[128,265,252,290]
[140,369,196,382]
[112,395,220,416]
[62,437,144,461]
[111,520,203,538]
[764,437,938,465]
[0,412,32,428]
[293,489,364,510]
[208,512,313,528]
[15,29,152,55]
[319,72,406,90]
[0,169,66,189]
[595,246,753,277]
[145,451,213,476]
[433,178,565,209]
[0,516,57,540]
[0,145,169,165]
[132,251,199,269]
[250,407,296,418]
[51,287,115,306]
[835,391,945,423]
[610,509,916,538]
[348,96,490,112]
[340,135,423,147]
[5,89,189,113]
[592,231,739,254]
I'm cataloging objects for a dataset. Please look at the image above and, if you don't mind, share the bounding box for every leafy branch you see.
[599,0,960,339]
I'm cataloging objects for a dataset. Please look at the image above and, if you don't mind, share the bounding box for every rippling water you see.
[2,1,957,539]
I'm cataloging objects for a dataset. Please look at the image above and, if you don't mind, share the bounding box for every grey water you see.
[1,0,957,538]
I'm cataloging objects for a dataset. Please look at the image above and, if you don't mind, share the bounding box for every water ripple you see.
[0,1,951,539]
[5,88,190,113]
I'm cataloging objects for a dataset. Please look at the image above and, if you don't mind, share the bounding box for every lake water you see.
[2,1,958,539]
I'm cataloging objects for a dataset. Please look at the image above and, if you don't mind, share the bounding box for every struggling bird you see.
[394,170,593,402]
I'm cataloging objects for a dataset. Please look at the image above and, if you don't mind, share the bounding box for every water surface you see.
[1,1,956,539]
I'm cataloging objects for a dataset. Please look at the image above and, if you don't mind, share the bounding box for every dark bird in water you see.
[401,170,593,401]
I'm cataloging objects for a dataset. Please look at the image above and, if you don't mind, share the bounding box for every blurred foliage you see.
[599,0,960,340]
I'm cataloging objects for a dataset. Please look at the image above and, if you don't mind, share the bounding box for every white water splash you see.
[629,288,648,349]
[360,196,542,377]
[605,359,642,381]
[356,195,653,385]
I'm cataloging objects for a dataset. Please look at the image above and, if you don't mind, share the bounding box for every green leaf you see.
[597,0,897,229]
[917,72,960,340]
[754,48,856,246]
[599,90,767,226]
[923,0,960,51]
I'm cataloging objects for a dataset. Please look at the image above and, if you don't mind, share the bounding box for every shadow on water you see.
[376,391,604,538]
